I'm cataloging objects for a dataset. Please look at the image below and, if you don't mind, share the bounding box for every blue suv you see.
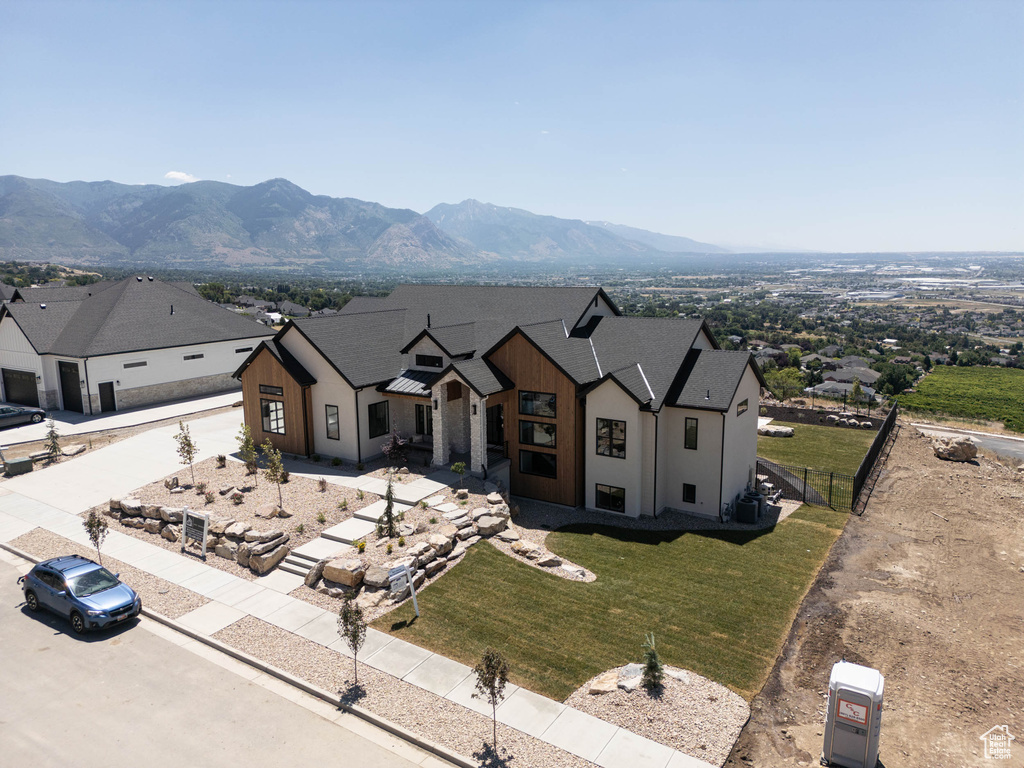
[19,555,142,634]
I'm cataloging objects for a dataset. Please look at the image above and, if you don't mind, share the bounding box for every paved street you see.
[913,423,1024,463]
[0,557,447,768]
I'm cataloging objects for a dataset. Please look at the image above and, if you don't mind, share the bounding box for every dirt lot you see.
[728,422,1024,768]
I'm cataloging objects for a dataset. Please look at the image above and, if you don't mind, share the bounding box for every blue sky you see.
[2,0,1021,252]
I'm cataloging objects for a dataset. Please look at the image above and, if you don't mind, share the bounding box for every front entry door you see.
[99,382,116,412]
[486,403,504,447]
[58,361,83,413]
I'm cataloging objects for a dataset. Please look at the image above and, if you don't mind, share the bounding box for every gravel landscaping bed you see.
[565,665,750,768]
[8,528,209,619]
[214,616,593,768]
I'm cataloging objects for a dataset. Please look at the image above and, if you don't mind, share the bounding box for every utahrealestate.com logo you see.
[980,726,1015,760]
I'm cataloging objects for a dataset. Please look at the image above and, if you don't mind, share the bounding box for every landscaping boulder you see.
[164,476,179,490]
[469,507,491,521]
[861,421,873,429]
[141,503,163,520]
[245,528,284,543]
[235,542,252,568]
[826,414,839,424]
[511,540,542,559]
[455,525,477,541]
[170,487,185,495]
[121,517,145,529]
[363,564,391,589]
[495,529,520,542]
[618,663,643,692]
[219,485,235,496]
[398,523,415,538]
[427,533,454,556]
[475,515,507,536]
[143,519,165,535]
[62,444,86,457]
[109,498,122,512]
[589,670,619,695]
[486,492,504,505]
[408,541,435,566]
[758,425,794,437]
[250,544,289,575]
[104,508,122,521]
[437,523,459,538]
[160,507,184,523]
[208,516,235,535]
[424,558,447,577]
[536,554,562,567]
[443,510,468,521]
[323,558,365,587]
[560,564,586,579]
[932,436,977,462]
[489,504,511,521]
[256,503,284,519]
[161,524,180,542]
[455,488,469,500]
[250,534,289,556]
[215,541,238,560]
[389,555,417,573]
[355,588,387,610]
[224,522,251,539]
[304,558,328,588]
[452,516,474,530]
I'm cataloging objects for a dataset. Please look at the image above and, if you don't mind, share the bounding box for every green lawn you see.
[373,505,846,702]
[757,420,875,476]
[900,366,1024,432]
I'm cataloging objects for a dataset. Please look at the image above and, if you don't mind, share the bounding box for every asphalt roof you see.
[669,349,762,411]
[449,358,515,397]
[233,339,317,386]
[3,277,274,357]
[290,309,410,388]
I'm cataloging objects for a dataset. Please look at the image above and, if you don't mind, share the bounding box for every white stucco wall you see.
[584,380,644,517]
[658,407,723,519]
[404,338,450,372]
[720,365,761,507]
[574,293,618,329]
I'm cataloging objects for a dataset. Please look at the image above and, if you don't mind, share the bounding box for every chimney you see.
[136,276,142,282]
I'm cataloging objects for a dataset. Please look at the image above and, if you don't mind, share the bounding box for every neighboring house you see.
[0,276,275,413]
[234,285,765,520]
[824,366,880,386]
[0,283,20,302]
[806,381,876,402]
[278,301,310,318]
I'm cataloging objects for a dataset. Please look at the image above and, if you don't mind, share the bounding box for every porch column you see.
[431,384,449,467]
[469,392,487,474]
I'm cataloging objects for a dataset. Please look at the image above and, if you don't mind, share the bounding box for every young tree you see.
[850,378,864,415]
[338,593,367,684]
[237,423,258,484]
[641,632,664,691]
[450,461,466,487]
[173,420,199,486]
[83,510,109,566]
[376,470,397,539]
[45,417,61,462]
[473,647,510,749]
[260,439,285,507]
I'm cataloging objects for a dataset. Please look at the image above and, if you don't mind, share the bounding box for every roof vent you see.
[706,389,710,400]
[136,276,143,282]
[427,313,431,328]
[147,276,154,281]
[39,303,46,309]
[170,305,174,315]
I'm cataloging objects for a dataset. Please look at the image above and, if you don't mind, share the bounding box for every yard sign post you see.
[388,564,419,618]
[182,507,210,560]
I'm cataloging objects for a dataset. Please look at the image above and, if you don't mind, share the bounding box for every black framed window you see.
[519,390,556,418]
[737,399,748,416]
[595,484,626,513]
[415,354,443,368]
[683,483,696,504]
[368,401,389,438]
[519,450,557,479]
[235,346,253,354]
[596,418,626,459]
[261,399,285,434]
[415,403,433,436]
[685,417,698,450]
[325,404,340,440]
[259,384,284,396]
[123,360,147,369]
[183,353,204,361]
[519,420,556,448]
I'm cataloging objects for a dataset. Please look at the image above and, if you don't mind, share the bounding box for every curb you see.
[0,541,477,768]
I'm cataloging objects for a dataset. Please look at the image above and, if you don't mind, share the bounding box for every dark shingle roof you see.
[4,277,274,356]
[669,349,761,411]
[0,283,19,301]
[291,309,409,388]
[449,358,514,397]
[516,320,601,383]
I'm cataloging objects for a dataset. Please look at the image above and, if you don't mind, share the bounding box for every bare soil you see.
[727,421,1024,768]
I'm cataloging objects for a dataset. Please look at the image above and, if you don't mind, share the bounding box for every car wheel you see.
[70,611,85,635]
[25,591,40,612]
[31,414,43,423]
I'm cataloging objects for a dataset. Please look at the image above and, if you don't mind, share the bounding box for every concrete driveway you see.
[2,409,244,514]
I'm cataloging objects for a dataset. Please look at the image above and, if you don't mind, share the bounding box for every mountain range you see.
[0,175,727,272]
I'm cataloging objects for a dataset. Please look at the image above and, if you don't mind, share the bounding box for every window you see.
[685,417,698,450]
[183,353,204,361]
[368,401,389,438]
[261,399,285,434]
[415,403,433,436]
[325,405,340,440]
[123,361,147,369]
[259,384,284,396]
[235,346,253,354]
[683,483,696,504]
[519,450,557,478]
[737,398,749,416]
[519,390,556,418]
[415,354,443,368]
[595,484,626,513]
[519,420,556,448]
[596,418,626,459]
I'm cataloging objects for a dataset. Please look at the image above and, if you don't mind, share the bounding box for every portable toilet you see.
[822,661,884,768]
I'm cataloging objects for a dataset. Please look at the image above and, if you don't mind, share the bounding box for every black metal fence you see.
[757,459,856,511]
[851,400,900,514]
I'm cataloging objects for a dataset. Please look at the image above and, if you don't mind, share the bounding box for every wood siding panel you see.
[240,347,309,456]
[487,334,580,506]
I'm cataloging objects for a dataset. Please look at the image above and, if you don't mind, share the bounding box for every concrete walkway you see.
[0,390,241,445]
[0,412,716,768]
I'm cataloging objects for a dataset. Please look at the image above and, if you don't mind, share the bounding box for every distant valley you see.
[0,175,727,273]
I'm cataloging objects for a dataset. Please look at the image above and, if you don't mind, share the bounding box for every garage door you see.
[2,368,40,407]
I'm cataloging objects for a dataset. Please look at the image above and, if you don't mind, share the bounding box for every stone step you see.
[352,499,411,523]
[288,550,321,565]
[277,562,309,578]
[321,517,376,545]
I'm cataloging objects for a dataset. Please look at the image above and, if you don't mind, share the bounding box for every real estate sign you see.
[182,508,210,560]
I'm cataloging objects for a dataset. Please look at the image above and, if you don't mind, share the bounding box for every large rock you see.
[455,488,469,499]
[160,507,184,523]
[391,568,426,600]
[486,492,504,505]
[323,558,365,587]
[208,516,235,535]
[455,525,478,541]
[235,542,252,568]
[141,504,163,520]
[355,588,388,610]
[256,503,284,519]
[443,510,468,521]
[475,515,507,536]
[407,541,435,566]
[245,528,284,543]
[215,541,238,560]
[560,564,586,579]
[589,670,619,695]
[304,558,328,588]
[109,498,122,512]
[224,522,251,539]
[424,558,447,577]
[143,519,165,535]
[363,564,391,589]
[250,534,289,556]
[496,529,520,542]
[511,539,542,559]
[758,425,794,437]
[489,504,511,521]
[250,544,289,575]
[121,517,145,529]
[161,524,180,542]
[436,523,459,538]
[933,436,978,462]
[61,444,86,457]
[164,476,179,489]
[536,554,562,567]
[469,507,491,521]
[826,414,839,424]
[427,533,453,556]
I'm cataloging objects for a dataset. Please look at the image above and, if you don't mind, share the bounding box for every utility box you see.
[4,456,33,477]
[822,661,884,768]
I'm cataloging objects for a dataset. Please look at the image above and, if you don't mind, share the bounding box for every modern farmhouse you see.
[234,285,764,519]
[0,276,275,413]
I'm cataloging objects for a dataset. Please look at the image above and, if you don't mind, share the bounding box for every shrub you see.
[312,453,321,463]
[419,500,428,509]
[216,454,226,468]
[398,536,406,547]
[429,516,437,524]
[195,481,207,494]
[386,543,393,554]
[316,511,327,524]
[231,491,244,505]
[295,523,305,535]
[356,490,364,501]
[357,540,366,553]
[338,499,348,510]
[641,633,664,691]
[204,491,215,505]
[331,457,342,467]
[318,477,328,492]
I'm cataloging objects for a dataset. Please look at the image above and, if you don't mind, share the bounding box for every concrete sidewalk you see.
[0,390,241,446]
[0,411,716,768]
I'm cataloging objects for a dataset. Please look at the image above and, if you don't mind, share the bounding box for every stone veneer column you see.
[469,392,487,474]
[431,383,448,466]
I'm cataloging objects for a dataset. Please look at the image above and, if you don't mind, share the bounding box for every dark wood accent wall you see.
[487,333,580,507]
[240,347,310,456]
